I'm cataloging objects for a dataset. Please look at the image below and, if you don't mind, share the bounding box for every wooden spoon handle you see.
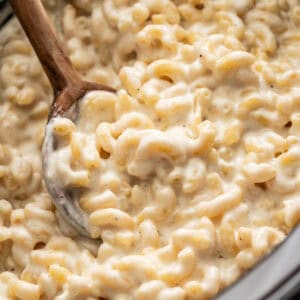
[9,0,81,95]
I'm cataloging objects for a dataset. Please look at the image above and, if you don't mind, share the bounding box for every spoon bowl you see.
[43,82,114,237]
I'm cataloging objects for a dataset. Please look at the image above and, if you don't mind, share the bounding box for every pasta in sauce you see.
[1,0,300,299]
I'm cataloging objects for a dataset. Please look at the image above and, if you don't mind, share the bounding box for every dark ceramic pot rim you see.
[0,0,12,27]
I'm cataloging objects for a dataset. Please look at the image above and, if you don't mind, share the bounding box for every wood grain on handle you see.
[8,0,80,95]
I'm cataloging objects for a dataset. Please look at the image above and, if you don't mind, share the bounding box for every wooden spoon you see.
[9,0,115,237]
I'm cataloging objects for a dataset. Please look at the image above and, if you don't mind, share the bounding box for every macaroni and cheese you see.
[1,0,300,299]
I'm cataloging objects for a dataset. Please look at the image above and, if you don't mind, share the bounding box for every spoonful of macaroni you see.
[9,0,115,237]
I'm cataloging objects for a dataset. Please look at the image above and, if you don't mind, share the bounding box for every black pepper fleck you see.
[195,3,204,10]
[284,120,292,128]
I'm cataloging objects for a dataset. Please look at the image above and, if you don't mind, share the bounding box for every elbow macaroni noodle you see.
[1,0,300,299]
